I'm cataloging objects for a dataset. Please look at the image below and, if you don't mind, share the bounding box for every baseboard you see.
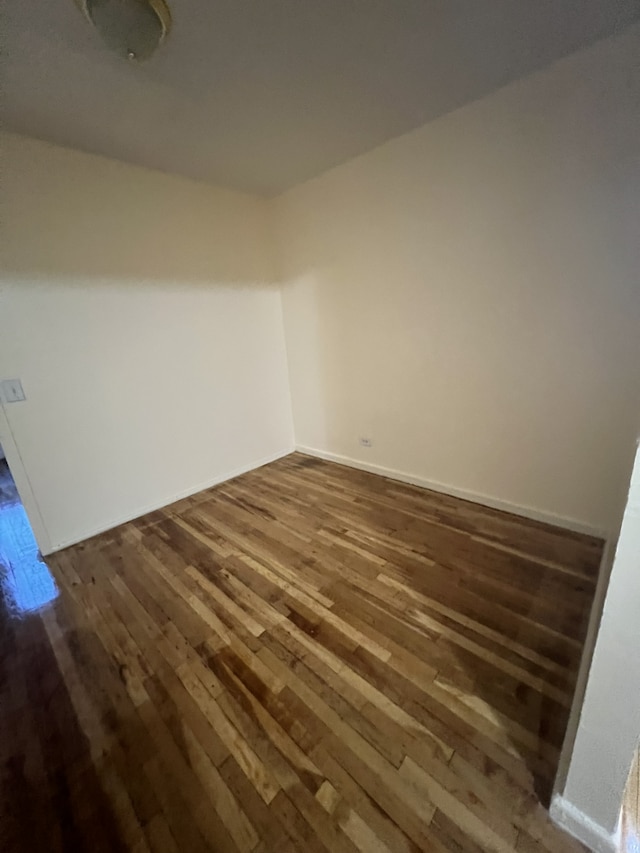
[550,795,617,853]
[45,447,295,555]
[295,445,608,539]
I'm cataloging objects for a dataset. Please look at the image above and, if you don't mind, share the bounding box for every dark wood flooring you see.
[0,453,601,852]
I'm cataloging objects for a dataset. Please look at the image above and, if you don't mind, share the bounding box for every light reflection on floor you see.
[0,460,58,616]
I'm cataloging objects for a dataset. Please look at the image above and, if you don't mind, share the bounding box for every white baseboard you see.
[295,445,608,539]
[550,795,617,853]
[45,447,294,555]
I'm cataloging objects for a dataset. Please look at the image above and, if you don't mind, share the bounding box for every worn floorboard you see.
[0,453,601,852]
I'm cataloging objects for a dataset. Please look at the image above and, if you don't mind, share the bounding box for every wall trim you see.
[46,447,294,555]
[296,445,608,539]
[550,795,617,853]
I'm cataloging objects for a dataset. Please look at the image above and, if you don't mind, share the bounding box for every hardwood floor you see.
[0,453,601,852]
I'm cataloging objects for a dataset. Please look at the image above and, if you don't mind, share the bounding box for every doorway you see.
[0,451,58,615]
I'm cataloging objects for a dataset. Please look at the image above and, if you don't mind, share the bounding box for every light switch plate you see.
[0,378,26,403]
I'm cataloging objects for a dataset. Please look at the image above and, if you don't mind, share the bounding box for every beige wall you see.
[275,23,640,535]
[0,134,294,552]
[552,440,640,851]
[3,26,640,551]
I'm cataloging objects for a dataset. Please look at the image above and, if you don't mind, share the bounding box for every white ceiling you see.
[6,0,640,195]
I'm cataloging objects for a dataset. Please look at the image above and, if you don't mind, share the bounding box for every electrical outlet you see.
[0,378,26,404]
[359,437,372,448]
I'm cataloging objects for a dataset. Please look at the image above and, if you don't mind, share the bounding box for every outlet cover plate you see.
[1,378,26,403]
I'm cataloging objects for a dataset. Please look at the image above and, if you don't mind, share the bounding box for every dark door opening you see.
[0,455,58,614]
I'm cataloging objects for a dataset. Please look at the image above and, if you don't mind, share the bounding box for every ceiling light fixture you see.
[74,0,171,62]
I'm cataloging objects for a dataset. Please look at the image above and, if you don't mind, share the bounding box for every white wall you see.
[275,23,640,535]
[3,26,640,553]
[0,133,294,553]
[552,440,640,852]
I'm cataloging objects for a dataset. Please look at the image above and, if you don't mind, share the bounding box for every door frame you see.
[0,403,53,556]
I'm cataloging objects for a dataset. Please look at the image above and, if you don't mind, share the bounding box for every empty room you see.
[2,1,640,851]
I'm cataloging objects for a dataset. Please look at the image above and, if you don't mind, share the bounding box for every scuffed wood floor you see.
[1,453,601,852]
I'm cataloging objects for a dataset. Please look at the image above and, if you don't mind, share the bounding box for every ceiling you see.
[5,0,640,196]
